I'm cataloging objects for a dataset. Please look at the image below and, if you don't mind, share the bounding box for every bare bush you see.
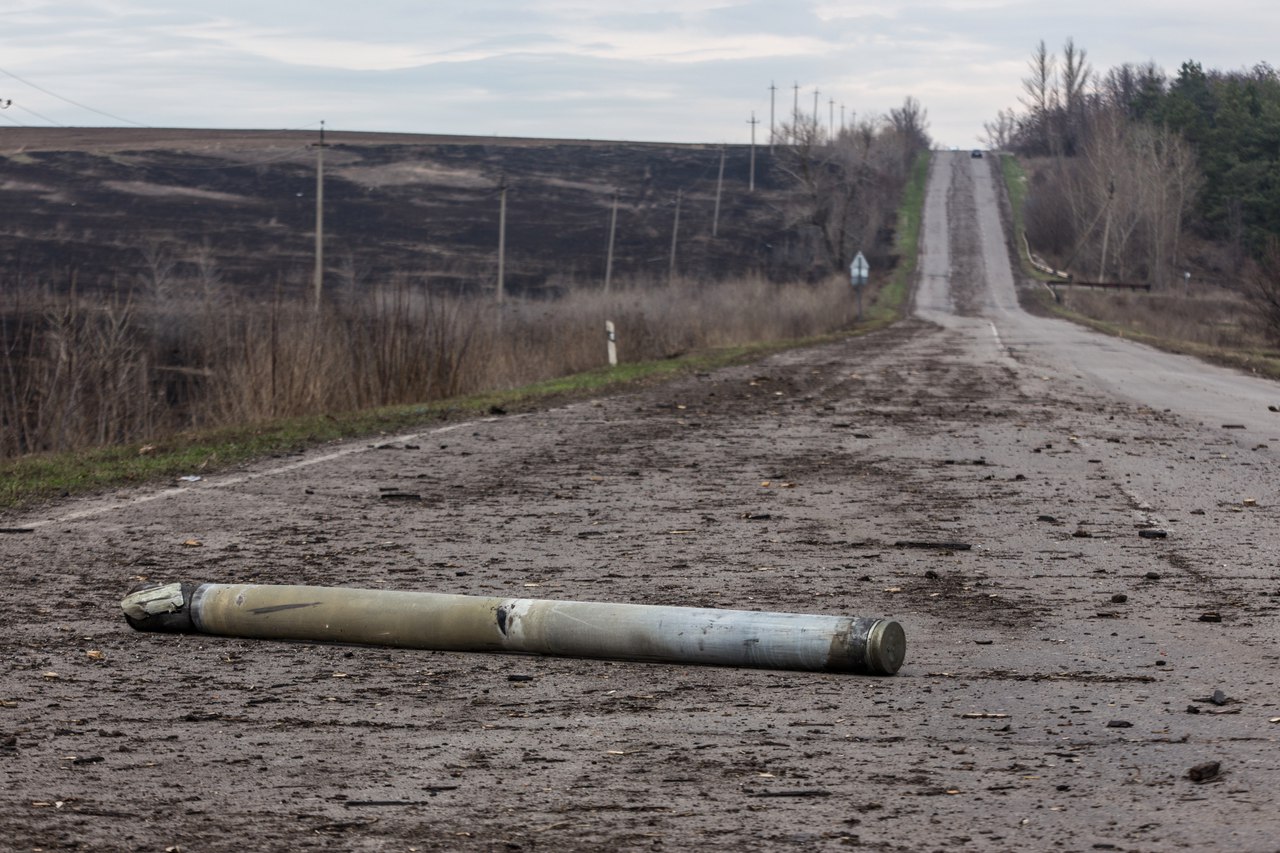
[0,291,156,456]
[1023,159,1078,257]
[774,100,927,275]
[1062,284,1263,350]
[1246,238,1280,345]
[1019,117,1200,287]
[0,274,861,458]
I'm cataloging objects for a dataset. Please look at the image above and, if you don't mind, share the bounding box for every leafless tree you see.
[1059,37,1092,154]
[982,109,1019,150]
[138,241,178,299]
[1247,238,1280,343]
[1134,124,1200,288]
[1021,40,1058,155]
[888,97,930,159]
[189,241,224,302]
[1059,109,1199,285]
[775,99,928,273]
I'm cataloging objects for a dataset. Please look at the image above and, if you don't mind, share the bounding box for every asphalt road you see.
[2,151,1278,852]
[924,150,1280,436]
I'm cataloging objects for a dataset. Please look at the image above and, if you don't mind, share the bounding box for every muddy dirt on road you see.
[3,152,1280,852]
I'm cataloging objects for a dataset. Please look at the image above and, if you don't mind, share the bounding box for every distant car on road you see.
[970,149,984,158]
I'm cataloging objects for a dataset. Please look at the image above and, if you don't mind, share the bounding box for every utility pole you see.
[604,188,619,293]
[841,103,846,132]
[812,87,820,135]
[313,120,327,311]
[829,97,835,140]
[1098,177,1115,284]
[497,174,508,303]
[792,82,800,143]
[747,112,759,192]
[768,82,776,153]
[712,147,726,237]
[668,188,682,285]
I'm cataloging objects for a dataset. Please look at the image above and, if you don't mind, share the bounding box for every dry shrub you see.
[1246,238,1280,345]
[0,274,857,458]
[1061,284,1265,350]
[0,292,157,456]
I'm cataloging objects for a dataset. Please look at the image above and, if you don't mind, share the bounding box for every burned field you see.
[0,128,811,297]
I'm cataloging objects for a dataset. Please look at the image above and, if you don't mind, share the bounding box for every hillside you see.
[0,128,817,298]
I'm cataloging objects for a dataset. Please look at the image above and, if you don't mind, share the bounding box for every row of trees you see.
[776,96,931,275]
[989,40,1280,286]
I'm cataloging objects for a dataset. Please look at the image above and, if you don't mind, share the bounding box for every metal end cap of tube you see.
[121,581,197,633]
[864,619,907,675]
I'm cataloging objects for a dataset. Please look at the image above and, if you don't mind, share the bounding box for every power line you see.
[13,102,65,127]
[0,66,148,127]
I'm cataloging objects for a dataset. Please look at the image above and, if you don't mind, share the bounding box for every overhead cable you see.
[0,66,149,127]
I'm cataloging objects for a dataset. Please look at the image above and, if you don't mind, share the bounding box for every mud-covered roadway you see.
[2,152,1279,852]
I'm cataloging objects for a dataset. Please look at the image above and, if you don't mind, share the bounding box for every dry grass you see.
[0,274,860,459]
[1058,285,1261,349]
[1041,282,1280,378]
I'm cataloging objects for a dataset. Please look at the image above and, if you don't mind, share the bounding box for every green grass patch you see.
[1000,153,1027,241]
[865,149,930,327]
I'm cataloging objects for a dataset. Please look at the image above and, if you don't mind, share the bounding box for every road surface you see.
[2,151,1278,852]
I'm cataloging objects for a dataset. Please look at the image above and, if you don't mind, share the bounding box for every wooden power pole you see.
[604,189,619,293]
[313,120,327,311]
[668,189,682,284]
[497,174,508,303]
[712,147,726,237]
[747,112,759,192]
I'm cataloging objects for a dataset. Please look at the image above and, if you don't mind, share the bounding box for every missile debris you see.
[121,581,906,675]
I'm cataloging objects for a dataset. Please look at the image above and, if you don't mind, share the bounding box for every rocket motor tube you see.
[122,582,906,675]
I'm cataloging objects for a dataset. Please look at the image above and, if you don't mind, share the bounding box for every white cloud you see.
[156,20,440,71]
[812,2,898,21]
[146,10,833,71]
[547,28,834,63]
[3,1,1280,146]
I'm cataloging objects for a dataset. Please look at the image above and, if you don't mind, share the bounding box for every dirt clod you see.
[1187,762,1222,783]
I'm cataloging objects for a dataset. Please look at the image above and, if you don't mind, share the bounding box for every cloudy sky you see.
[1,0,1276,148]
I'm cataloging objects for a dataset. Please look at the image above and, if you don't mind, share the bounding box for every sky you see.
[1,1,1277,149]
